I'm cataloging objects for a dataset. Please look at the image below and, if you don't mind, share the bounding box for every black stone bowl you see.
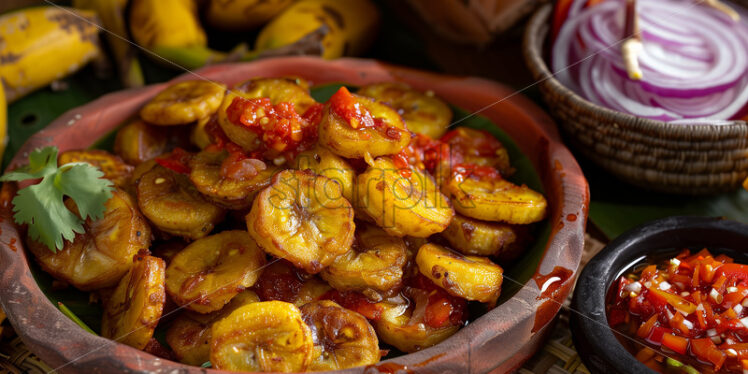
[570,216,748,373]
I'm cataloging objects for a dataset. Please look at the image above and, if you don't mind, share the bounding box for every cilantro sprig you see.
[0,146,114,252]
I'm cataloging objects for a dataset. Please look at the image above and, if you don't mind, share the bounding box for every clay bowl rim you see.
[0,56,589,374]
[523,2,748,138]
[570,216,748,374]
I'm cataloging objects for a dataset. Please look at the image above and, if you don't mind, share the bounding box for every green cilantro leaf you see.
[56,163,112,221]
[1,146,59,181]
[0,146,114,252]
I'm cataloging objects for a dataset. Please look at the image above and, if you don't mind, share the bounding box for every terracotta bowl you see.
[0,57,589,373]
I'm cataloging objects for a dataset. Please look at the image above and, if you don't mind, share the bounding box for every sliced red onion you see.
[553,0,748,122]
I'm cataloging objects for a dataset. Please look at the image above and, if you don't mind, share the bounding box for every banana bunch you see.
[73,0,144,87]
[0,6,102,103]
[122,0,379,69]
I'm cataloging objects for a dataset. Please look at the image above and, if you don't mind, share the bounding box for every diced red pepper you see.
[322,290,384,321]
[608,308,628,327]
[703,302,716,326]
[301,102,324,126]
[424,297,454,328]
[155,147,192,174]
[692,265,701,288]
[691,338,726,370]
[641,265,658,282]
[661,334,689,355]
[226,96,316,155]
[329,86,375,129]
[452,163,501,181]
[392,150,413,179]
[648,288,697,315]
[713,274,728,292]
[647,326,670,345]
[715,254,734,264]
[637,314,659,338]
[668,312,690,335]
[724,286,747,307]
[715,263,748,286]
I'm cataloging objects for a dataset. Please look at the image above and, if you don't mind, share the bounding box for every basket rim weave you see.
[523,3,748,142]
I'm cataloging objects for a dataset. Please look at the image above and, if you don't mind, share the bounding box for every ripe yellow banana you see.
[73,0,144,87]
[254,0,380,59]
[129,0,233,69]
[129,0,206,50]
[0,6,101,103]
[206,0,296,31]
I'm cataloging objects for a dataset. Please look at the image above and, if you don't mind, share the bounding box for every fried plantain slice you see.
[374,285,464,353]
[246,170,355,274]
[441,127,513,176]
[216,78,316,151]
[59,149,133,187]
[356,157,453,238]
[101,255,166,350]
[318,87,410,159]
[292,145,355,202]
[28,188,151,291]
[321,223,407,298]
[441,213,528,259]
[253,260,332,307]
[416,243,503,303]
[189,149,278,209]
[141,80,226,126]
[210,300,315,372]
[113,119,172,165]
[190,116,213,149]
[301,300,380,371]
[166,290,260,366]
[165,230,266,314]
[358,82,452,139]
[443,174,546,224]
[136,164,225,239]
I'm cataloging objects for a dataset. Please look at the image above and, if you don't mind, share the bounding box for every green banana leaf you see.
[584,159,748,240]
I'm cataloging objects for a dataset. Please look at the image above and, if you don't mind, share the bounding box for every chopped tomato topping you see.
[452,163,501,181]
[392,150,412,178]
[321,290,384,321]
[411,274,467,327]
[225,96,317,156]
[328,87,406,140]
[302,102,324,126]
[155,147,192,174]
[329,86,375,129]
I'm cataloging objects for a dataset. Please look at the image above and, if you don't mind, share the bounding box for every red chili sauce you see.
[607,248,748,373]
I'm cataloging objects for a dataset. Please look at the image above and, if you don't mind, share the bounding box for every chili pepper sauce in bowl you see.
[608,249,748,373]
[571,216,748,374]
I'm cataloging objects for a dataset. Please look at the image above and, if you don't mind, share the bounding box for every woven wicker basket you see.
[523,3,748,195]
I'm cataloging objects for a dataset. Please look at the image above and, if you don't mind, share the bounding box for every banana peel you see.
[0,6,102,103]
[255,0,380,60]
[73,0,144,87]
